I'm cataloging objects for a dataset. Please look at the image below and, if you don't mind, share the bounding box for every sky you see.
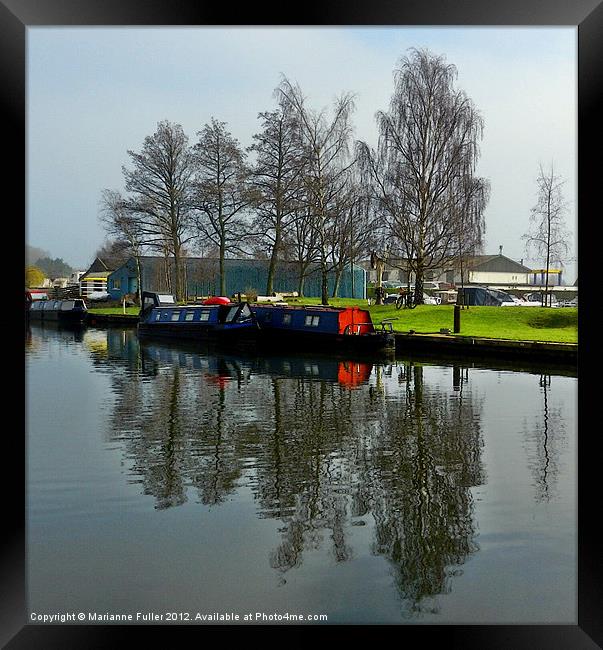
[26,26,577,283]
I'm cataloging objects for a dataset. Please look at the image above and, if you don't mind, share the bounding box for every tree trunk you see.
[332,268,342,299]
[135,255,142,305]
[266,231,281,295]
[219,240,226,296]
[321,262,329,306]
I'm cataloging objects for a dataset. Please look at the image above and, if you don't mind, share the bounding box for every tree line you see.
[100,48,489,306]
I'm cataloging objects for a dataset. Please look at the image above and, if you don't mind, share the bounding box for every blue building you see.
[107,256,367,301]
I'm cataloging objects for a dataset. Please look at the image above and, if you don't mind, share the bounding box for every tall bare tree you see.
[522,163,571,306]
[277,77,356,305]
[248,100,307,295]
[282,205,321,297]
[99,189,147,303]
[357,48,486,305]
[121,120,196,301]
[452,175,490,296]
[192,118,251,296]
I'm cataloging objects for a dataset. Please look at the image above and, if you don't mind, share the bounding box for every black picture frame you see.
[6,1,600,647]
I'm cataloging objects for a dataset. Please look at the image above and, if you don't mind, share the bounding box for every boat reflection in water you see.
[139,338,373,390]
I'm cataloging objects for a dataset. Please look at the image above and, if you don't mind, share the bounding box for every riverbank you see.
[85,302,577,365]
[293,299,578,344]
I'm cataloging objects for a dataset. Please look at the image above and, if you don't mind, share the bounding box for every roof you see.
[465,255,533,274]
[83,257,112,275]
[110,256,367,276]
[80,271,112,280]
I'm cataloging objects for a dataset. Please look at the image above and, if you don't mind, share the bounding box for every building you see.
[460,253,533,286]
[79,258,113,298]
[360,250,533,287]
[107,256,367,301]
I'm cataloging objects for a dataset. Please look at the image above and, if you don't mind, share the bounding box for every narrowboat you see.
[26,296,88,323]
[137,291,259,342]
[251,303,395,355]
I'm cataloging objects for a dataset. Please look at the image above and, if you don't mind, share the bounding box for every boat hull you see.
[137,321,258,342]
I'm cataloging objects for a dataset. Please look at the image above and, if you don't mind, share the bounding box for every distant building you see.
[107,256,367,300]
[360,251,533,287]
[79,258,113,298]
[461,254,533,286]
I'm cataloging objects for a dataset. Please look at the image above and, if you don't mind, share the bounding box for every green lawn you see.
[289,298,578,343]
[87,306,140,316]
[88,301,578,344]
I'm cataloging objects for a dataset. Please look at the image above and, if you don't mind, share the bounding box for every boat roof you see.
[252,303,361,313]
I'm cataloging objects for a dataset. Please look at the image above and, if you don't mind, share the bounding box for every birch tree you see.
[357,48,486,305]
[522,163,571,306]
[277,77,356,305]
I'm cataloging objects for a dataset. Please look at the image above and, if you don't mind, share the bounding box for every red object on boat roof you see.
[203,296,231,305]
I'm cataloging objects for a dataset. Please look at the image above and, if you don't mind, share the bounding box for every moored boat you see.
[251,303,395,355]
[26,295,88,323]
[137,291,259,342]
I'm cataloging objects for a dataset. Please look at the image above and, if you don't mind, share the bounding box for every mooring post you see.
[453,304,461,333]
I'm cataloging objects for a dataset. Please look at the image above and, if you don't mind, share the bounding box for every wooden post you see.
[453,304,461,333]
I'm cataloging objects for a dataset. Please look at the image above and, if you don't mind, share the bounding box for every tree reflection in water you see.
[99,333,487,613]
[522,374,568,503]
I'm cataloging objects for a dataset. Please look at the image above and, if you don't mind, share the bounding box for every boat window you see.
[224,306,239,323]
[171,311,182,321]
[157,294,176,304]
[305,315,320,327]
[239,304,252,320]
[31,302,42,310]
[54,301,60,309]
[61,301,75,310]
[282,313,292,325]
[199,310,210,322]
[143,296,156,310]
[154,311,162,321]
[185,310,195,321]
[43,301,54,310]
[264,311,272,323]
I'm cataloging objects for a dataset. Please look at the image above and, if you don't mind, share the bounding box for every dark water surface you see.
[25,323,577,624]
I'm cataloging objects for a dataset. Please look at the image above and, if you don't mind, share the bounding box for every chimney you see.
[499,245,503,256]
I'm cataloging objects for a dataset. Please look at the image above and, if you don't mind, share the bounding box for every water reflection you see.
[84,329,487,613]
[522,374,568,503]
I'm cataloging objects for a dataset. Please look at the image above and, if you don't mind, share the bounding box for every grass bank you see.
[87,306,140,316]
[291,298,578,344]
[87,301,578,344]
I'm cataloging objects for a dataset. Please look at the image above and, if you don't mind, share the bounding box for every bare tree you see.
[248,100,307,295]
[522,163,571,307]
[192,118,251,296]
[327,178,375,298]
[277,77,356,305]
[99,189,147,303]
[357,48,486,305]
[282,205,320,297]
[121,120,196,301]
[452,175,490,299]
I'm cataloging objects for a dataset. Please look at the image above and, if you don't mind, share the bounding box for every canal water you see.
[25,322,577,625]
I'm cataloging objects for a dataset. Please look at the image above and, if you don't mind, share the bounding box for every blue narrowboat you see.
[137,291,259,342]
[26,293,88,324]
[251,303,395,355]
